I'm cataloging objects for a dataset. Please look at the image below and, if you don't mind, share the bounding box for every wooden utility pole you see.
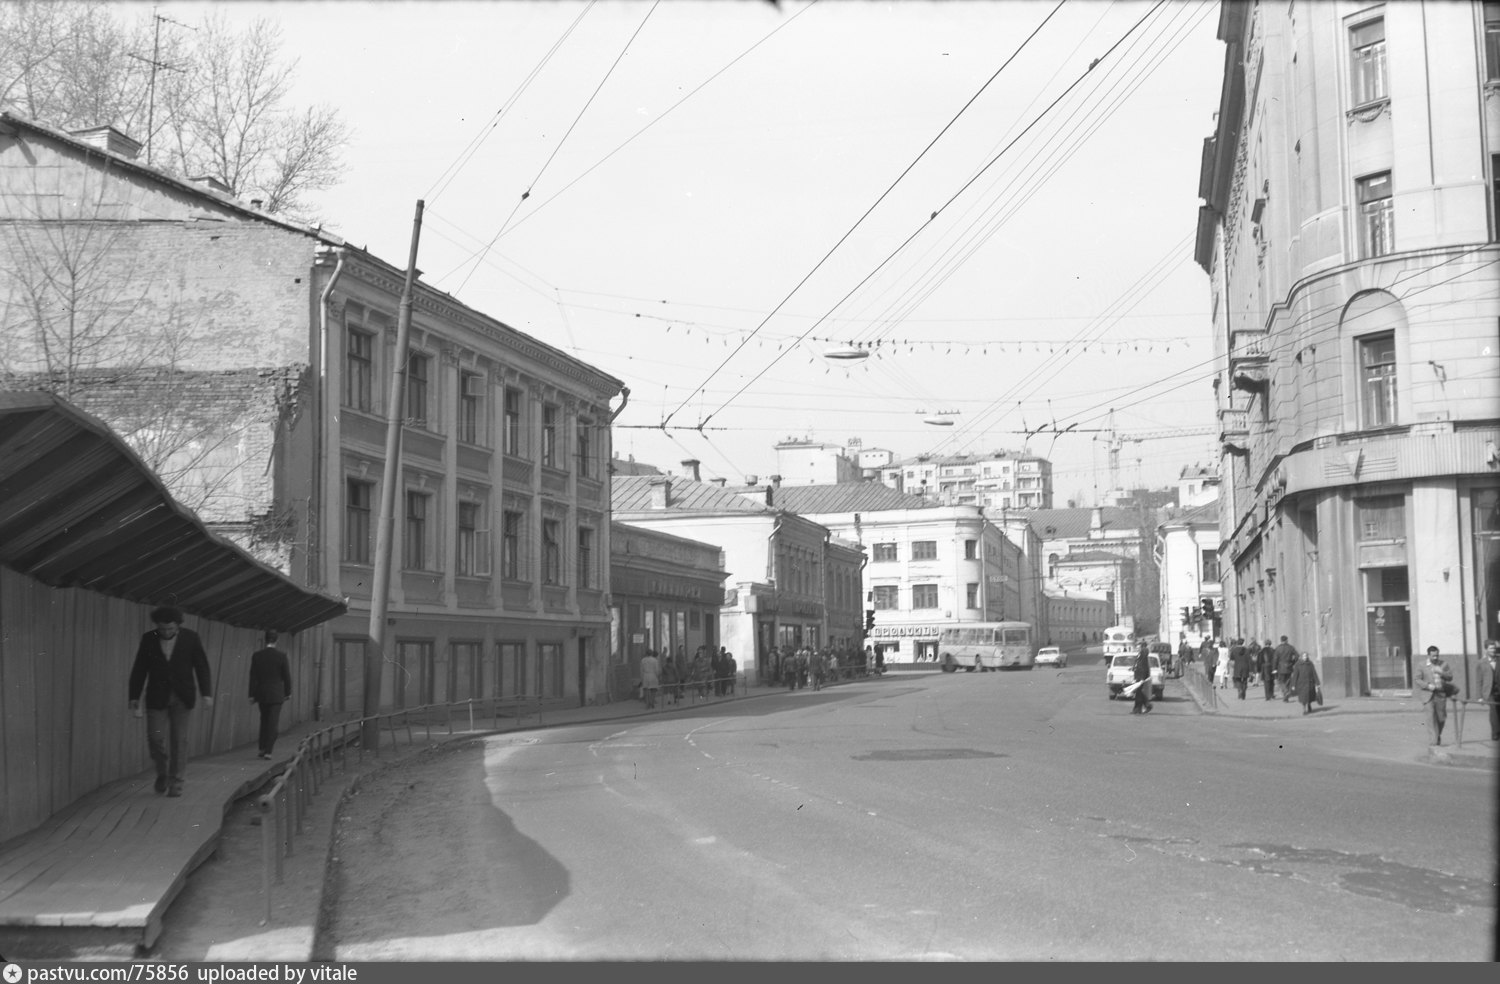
[364,200,424,750]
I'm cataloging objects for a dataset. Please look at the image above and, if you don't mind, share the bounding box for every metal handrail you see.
[256,693,562,924]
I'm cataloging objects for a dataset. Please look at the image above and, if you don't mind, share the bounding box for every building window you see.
[458,371,483,445]
[966,582,979,608]
[1486,3,1500,81]
[872,542,897,562]
[406,353,430,426]
[912,583,938,609]
[456,500,489,576]
[912,540,938,561]
[964,539,977,560]
[542,405,558,468]
[345,328,373,411]
[1359,332,1397,427]
[873,585,899,610]
[542,518,561,585]
[503,387,522,456]
[1201,548,1220,584]
[502,509,523,579]
[1356,494,1405,540]
[577,419,593,478]
[1356,171,1394,258]
[404,490,430,569]
[1493,155,1500,241]
[577,527,594,589]
[344,478,372,564]
[1349,17,1387,105]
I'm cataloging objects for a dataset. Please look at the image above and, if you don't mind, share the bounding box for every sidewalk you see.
[1183,669,1499,769]
[0,675,819,961]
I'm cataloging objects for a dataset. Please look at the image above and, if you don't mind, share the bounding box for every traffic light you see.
[1181,606,1193,624]
[1201,597,1216,619]
[864,609,876,631]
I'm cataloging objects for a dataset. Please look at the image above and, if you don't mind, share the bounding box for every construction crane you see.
[1101,410,1217,490]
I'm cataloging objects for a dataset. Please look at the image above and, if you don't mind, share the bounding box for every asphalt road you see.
[317,662,1497,960]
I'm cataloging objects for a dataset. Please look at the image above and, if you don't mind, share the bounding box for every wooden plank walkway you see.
[0,727,311,956]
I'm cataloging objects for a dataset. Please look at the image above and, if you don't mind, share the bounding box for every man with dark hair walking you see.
[1273,636,1299,702]
[249,630,292,760]
[128,605,213,797]
[1415,646,1455,746]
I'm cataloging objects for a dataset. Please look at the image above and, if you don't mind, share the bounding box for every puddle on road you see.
[851,748,1007,761]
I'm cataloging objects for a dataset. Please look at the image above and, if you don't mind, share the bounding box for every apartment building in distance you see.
[879,451,1054,509]
[1195,3,1500,696]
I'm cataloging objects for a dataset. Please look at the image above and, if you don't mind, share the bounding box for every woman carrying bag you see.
[1289,653,1321,715]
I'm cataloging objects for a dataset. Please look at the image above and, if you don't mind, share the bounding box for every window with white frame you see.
[404,490,431,570]
[966,583,979,608]
[1359,332,1398,427]
[501,509,523,580]
[872,585,899,610]
[577,526,594,589]
[912,540,938,561]
[503,387,522,456]
[542,405,558,468]
[577,419,593,478]
[542,518,562,585]
[1356,171,1394,258]
[345,328,373,411]
[344,478,372,564]
[912,584,938,609]
[458,371,483,445]
[1349,17,1387,105]
[406,352,430,426]
[872,542,897,562]
[456,499,490,576]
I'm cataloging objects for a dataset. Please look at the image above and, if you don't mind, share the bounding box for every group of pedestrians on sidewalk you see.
[1188,633,1320,714]
[636,646,739,710]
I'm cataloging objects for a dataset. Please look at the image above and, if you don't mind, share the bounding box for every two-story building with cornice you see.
[0,111,626,710]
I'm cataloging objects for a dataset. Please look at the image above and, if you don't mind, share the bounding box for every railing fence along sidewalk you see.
[257,693,562,924]
[1450,697,1496,748]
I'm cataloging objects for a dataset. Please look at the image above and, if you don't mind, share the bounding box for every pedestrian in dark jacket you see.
[128,605,214,797]
[1200,638,1218,683]
[1230,639,1252,700]
[1289,653,1320,715]
[248,629,292,759]
[1273,636,1299,702]
[1131,644,1153,714]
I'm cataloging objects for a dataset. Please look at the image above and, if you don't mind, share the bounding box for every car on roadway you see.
[1107,652,1164,701]
[1035,646,1067,667]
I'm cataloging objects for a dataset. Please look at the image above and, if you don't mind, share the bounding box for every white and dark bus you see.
[936,621,1034,672]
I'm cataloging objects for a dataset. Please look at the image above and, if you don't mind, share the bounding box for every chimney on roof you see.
[1090,507,1104,533]
[710,477,727,487]
[770,474,782,487]
[69,125,141,160]
[648,477,672,510]
[680,459,701,482]
[764,484,774,508]
[250,198,265,209]
[745,474,758,485]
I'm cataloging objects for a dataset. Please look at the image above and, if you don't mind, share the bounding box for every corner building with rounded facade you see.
[1195,2,1500,695]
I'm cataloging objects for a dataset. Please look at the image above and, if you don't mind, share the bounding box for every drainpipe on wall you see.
[312,244,345,722]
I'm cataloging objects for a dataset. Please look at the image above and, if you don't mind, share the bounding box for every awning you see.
[0,391,347,632]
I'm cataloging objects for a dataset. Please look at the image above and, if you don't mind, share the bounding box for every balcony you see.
[1219,407,1250,456]
[1229,328,1269,393]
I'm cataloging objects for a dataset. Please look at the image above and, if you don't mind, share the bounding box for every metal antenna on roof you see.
[128,9,194,167]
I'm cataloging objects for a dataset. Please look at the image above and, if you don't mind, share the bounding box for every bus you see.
[1102,624,1136,664]
[936,621,1034,672]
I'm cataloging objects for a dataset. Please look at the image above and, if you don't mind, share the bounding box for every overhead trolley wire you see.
[684,0,1170,430]
[661,0,1073,428]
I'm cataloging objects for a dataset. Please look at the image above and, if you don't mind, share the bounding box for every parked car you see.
[1035,646,1067,667]
[1107,653,1164,700]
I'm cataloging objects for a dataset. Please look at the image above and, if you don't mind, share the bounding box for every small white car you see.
[1107,653,1164,700]
[1035,646,1066,667]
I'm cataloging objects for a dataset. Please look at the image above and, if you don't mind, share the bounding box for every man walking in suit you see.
[249,630,293,760]
[1415,646,1455,746]
[128,605,213,797]
[1476,640,1499,742]
[1274,636,1299,702]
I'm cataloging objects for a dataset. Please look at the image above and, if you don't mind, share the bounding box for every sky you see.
[161,0,1227,507]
